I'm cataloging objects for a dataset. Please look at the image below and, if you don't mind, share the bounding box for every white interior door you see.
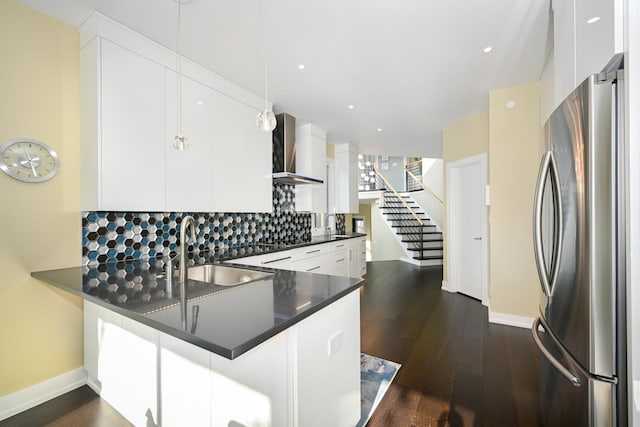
[447,154,487,303]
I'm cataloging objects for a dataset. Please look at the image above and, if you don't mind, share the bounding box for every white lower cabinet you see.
[290,253,328,274]
[159,332,212,426]
[328,249,349,276]
[232,251,293,270]
[84,301,159,426]
[349,237,367,278]
[84,290,360,427]
[231,238,365,278]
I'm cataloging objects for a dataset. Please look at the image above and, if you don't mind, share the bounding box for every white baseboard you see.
[399,257,443,267]
[0,367,87,421]
[488,310,534,329]
[441,280,455,293]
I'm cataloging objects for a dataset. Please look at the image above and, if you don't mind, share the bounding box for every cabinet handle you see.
[261,256,292,265]
[336,258,345,263]
[305,249,321,254]
[349,249,352,261]
[335,244,345,248]
[306,266,321,272]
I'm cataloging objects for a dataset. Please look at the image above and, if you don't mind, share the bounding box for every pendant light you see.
[174,0,189,150]
[256,0,277,132]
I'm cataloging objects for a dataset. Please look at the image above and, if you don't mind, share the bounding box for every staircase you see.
[379,191,444,266]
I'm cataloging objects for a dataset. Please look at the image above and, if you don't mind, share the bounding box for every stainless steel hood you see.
[272,113,323,185]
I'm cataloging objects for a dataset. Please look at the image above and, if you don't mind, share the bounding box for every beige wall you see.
[442,111,489,281]
[488,82,541,318]
[442,83,541,319]
[0,0,82,396]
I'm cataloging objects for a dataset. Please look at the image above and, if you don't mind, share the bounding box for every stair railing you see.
[404,159,444,206]
[372,164,426,259]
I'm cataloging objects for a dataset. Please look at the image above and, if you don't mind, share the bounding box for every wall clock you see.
[0,138,60,183]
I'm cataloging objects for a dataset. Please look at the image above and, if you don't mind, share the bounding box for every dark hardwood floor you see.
[362,261,541,427]
[1,260,541,427]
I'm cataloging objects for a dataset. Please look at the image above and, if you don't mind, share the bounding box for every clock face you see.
[0,139,60,183]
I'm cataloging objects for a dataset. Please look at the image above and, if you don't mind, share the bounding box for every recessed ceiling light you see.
[196,100,204,105]
[298,64,305,70]
[348,105,355,110]
[377,128,382,132]
[483,46,493,53]
[587,16,601,24]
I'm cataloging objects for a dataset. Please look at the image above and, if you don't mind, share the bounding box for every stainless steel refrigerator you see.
[531,56,627,426]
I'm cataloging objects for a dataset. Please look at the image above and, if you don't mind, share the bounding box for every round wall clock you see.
[0,139,60,183]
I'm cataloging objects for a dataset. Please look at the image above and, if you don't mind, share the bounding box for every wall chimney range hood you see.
[272,113,323,185]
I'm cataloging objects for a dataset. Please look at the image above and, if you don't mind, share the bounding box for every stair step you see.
[385,213,429,217]
[402,237,443,243]
[392,225,438,230]
[407,246,443,252]
[383,201,418,205]
[412,255,444,261]
[395,231,442,236]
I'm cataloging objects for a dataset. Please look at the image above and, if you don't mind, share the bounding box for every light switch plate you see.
[327,331,343,357]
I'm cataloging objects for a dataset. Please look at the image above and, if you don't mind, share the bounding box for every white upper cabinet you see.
[552,0,622,108]
[295,124,327,213]
[574,0,623,83]
[165,71,213,212]
[210,90,272,213]
[80,13,272,213]
[334,143,359,213]
[81,39,166,211]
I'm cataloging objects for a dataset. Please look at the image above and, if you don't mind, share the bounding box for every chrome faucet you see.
[324,212,336,238]
[178,215,196,287]
[178,215,195,330]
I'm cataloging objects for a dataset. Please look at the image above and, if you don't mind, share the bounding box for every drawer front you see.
[291,254,328,274]
[328,240,349,253]
[328,250,348,276]
[231,251,294,269]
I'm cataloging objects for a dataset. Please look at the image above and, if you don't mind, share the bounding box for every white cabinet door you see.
[165,71,213,212]
[328,249,348,276]
[88,304,160,427]
[100,40,166,211]
[357,237,367,277]
[553,0,576,107]
[210,91,272,213]
[294,290,361,427]
[347,246,359,278]
[575,0,623,84]
[335,143,359,213]
[159,332,212,426]
[295,124,327,213]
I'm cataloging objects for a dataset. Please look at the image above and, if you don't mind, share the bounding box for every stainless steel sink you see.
[187,264,272,286]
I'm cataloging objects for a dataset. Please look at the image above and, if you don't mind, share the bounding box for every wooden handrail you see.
[404,162,444,206]
[372,164,427,226]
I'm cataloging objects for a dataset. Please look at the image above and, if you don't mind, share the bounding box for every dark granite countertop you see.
[32,233,365,360]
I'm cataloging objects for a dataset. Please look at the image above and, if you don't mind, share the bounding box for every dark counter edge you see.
[32,266,364,361]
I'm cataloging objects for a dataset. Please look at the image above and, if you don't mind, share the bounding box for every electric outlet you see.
[328,331,343,357]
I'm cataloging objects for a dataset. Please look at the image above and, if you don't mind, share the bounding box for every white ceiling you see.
[19,0,552,158]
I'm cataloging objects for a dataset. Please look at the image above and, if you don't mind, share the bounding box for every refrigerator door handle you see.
[532,317,582,387]
[533,151,563,297]
[533,317,618,386]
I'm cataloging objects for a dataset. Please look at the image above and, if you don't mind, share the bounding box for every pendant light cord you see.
[176,0,183,136]
[263,0,269,111]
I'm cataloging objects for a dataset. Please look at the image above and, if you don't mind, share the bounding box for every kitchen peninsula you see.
[33,235,365,427]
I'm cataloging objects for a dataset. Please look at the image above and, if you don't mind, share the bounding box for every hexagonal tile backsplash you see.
[82,183,345,265]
